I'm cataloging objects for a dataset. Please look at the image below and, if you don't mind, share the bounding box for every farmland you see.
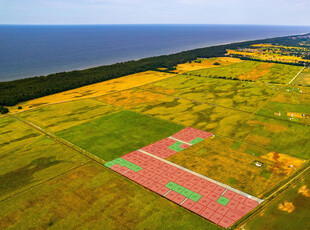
[244,173,310,230]
[292,67,310,86]
[1,50,310,229]
[186,60,303,84]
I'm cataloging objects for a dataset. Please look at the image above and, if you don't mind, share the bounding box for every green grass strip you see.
[216,196,230,206]
[189,137,204,145]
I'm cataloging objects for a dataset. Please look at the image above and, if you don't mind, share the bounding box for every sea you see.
[0,24,310,82]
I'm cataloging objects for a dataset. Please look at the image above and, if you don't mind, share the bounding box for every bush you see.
[18,106,22,110]
[213,62,221,65]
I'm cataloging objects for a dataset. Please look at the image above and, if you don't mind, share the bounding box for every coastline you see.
[1,24,310,82]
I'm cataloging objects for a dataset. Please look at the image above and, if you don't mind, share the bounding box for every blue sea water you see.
[0,24,309,82]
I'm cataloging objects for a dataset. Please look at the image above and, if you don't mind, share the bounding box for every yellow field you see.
[261,152,305,176]
[172,57,242,73]
[8,71,175,114]
[227,49,306,63]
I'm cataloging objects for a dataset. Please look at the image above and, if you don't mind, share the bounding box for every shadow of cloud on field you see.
[0,157,65,198]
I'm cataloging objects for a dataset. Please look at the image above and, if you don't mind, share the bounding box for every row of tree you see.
[1,33,309,106]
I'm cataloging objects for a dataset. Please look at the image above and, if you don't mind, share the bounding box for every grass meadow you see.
[0,162,220,230]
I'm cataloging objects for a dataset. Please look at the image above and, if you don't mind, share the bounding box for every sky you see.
[0,0,310,25]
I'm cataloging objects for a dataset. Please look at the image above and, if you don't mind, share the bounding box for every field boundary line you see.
[0,161,91,203]
[288,66,305,85]
[138,149,264,203]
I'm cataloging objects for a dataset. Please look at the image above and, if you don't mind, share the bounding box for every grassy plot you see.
[8,71,175,114]
[16,99,121,132]
[167,136,304,197]
[187,60,302,84]
[56,110,184,161]
[292,67,310,86]
[0,117,89,200]
[245,173,310,230]
[0,162,220,230]
[139,74,277,112]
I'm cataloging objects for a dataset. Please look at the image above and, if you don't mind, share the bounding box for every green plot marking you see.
[189,137,204,145]
[174,185,185,194]
[168,142,184,152]
[165,182,178,190]
[180,188,193,198]
[216,196,230,206]
[104,161,115,168]
[188,192,202,202]
[104,158,142,172]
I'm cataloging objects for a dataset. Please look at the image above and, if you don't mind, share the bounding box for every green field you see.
[56,110,184,161]
[245,173,310,230]
[0,162,220,230]
[187,60,302,84]
[0,117,89,200]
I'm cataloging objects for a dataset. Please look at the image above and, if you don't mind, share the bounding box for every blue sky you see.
[0,0,309,25]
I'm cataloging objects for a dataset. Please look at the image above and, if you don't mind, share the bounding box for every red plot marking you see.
[226,200,240,210]
[200,207,215,219]
[209,212,224,224]
[197,197,212,207]
[158,178,170,185]
[180,172,193,180]
[183,181,195,189]
[236,203,253,214]
[190,203,205,214]
[225,210,242,221]
[199,188,212,197]
[243,198,259,208]
[207,193,221,201]
[207,200,221,211]
[233,194,247,203]
[189,175,201,184]
[216,206,230,216]
[172,194,186,204]
[175,177,186,185]
[181,199,195,209]
[213,186,226,195]
[197,179,209,187]
[165,191,178,201]
[218,216,235,228]
[157,186,170,196]
[222,190,237,199]
[191,184,203,193]
[205,182,218,191]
